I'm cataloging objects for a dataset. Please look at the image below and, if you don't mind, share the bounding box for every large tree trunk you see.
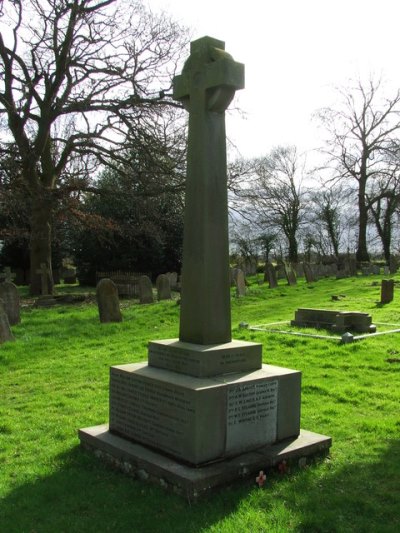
[356,186,370,263]
[29,195,54,296]
[288,235,298,263]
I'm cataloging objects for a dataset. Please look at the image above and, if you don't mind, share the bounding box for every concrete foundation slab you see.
[79,425,331,500]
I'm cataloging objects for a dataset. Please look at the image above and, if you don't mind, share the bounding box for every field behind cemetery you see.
[0,275,399,532]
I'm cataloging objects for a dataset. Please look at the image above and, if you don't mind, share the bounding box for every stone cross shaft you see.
[173,36,244,345]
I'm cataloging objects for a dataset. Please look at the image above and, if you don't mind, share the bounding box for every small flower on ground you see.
[256,470,266,487]
[278,460,288,475]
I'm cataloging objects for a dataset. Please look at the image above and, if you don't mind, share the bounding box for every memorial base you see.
[108,363,301,465]
[79,425,332,500]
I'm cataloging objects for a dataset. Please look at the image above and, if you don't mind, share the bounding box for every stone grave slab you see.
[291,308,376,333]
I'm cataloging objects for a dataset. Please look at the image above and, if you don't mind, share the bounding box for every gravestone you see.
[291,308,376,333]
[380,279,394,304]
[0,282,20,325]
[167,272,178,290]
[35,262,58,307]
[80,36,331,497]
[156,274,171,300]
[0,299,14,343]
[285,264,297,286]
[235,268,246,296]
[383,266,390,275]
[138,275,154,304]
[264,262,277,288]
[96,278,122,323]
[36,263,50,295]
[389,257,398,274]
[303,262,316,283]
[0,267,16,283]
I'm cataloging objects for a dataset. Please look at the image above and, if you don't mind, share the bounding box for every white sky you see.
[147,0,400,159]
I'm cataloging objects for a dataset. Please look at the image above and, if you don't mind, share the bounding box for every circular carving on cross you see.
[174,36,244,114]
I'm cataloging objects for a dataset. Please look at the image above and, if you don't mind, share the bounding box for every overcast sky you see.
[147,0,400,159]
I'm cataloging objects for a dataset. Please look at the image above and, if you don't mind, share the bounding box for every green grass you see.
[1,275,399,532]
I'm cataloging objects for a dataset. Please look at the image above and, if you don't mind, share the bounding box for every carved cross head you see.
[173,36,244,113]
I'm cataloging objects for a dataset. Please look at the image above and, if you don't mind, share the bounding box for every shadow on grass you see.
[1,440,399,533]
[274,438,400,532]
[0,444,246,533]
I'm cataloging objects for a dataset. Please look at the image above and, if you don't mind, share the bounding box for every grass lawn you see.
[0,275,399,532]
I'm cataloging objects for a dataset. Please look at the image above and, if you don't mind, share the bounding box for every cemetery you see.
[1,1,400,530]
[0,32,398,528]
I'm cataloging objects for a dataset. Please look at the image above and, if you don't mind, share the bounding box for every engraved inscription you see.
[219,351,247,367]
[226,379,278,449]
[149,344,201,372]
[148,342,261,377]
[110,370,195,457]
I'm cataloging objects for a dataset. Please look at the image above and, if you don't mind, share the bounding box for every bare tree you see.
[317,78,400,263]
[242,146,305,263]
[366,152,400,263]
[0,0,187,294]
[308,183,346,259]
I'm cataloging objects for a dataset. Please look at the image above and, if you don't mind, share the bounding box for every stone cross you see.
[173,36,244,345]
[36,263,50,295]
[0,267,16,283]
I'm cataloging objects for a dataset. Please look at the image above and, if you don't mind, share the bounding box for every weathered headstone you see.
[80,36,331,497]
[0,282,20,325]
[303,262,316,283]
[380,279,394,304]
[138,275,154,304]
[0,298,14,343]
[36,262,50,295]
[34,262,58,306]
[61,264,77,284]
[166,272,178,290]
[235,268,246,296]
[383,265,390,276]
[284,263,297,286]
[0,267,16,283]
[371,264,380,275]
[156,274,171,300]
[389,256,398,274]
[96,278,122,323]
[264,262,277,288]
